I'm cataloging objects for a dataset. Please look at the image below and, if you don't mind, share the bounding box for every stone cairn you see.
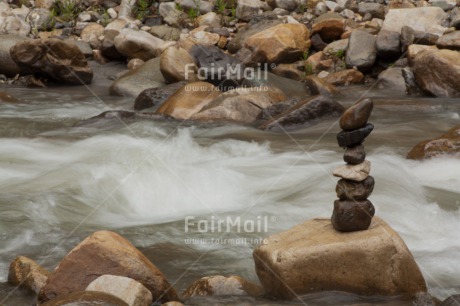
[331,98,375,232]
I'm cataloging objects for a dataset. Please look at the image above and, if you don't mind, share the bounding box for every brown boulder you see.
[156,82,220,120]
[312,19,346,43]
[304,76,339,97]
[183,275,263,298]
[253,217,427,299]
[407,125,460,160]
[331,199,375,232]
[436,31,460,51]
[244,23,311,64]
[8,256,50,294]
[160,46,198,83]
[10,38,93,85]
[38,230,178,304]
[413,49,460,97]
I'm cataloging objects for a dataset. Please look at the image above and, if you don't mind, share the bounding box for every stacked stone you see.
[331,98,375,232]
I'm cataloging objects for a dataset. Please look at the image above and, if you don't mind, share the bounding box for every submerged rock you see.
[407,125,460,160]
[40,291,129,306]
[183,275,263,298]
[253,217,427,299]
[8,256,50,294]
[260,95,344,131]
[38,230,178,304]
[10,38,93,85]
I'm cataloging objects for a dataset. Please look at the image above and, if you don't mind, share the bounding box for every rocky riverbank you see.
[0,0,459,156]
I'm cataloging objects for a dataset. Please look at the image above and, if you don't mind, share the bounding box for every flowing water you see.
[0,84,459,305]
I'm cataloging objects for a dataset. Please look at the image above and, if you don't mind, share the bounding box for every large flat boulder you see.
[381,7,448,36]
[38,230,178,304]
[413,49,460,97]
[253,217,427,300]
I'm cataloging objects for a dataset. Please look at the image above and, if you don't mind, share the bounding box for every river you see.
[0,83,459,305]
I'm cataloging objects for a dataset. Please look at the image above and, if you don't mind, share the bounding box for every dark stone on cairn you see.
[331,200,375,232]
[339,98,374,131]
[337,123,374,148]
[336,176,375,200]
[343,145,366,164]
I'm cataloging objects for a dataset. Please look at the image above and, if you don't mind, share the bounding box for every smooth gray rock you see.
[376,30,401,59]
[110,58,165,97]
[345,30,377,71]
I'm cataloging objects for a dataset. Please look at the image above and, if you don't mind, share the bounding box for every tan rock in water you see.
[160,46,198,83]
[253,217,427,299]
[407,125,460,160]
[8,256,50,294]
[324,69,364,86]
[156,82,220,120]
[38,231,178,304]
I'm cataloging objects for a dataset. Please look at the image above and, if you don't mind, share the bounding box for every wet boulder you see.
[10,38,93,85]
[192,86,286,123]
[183,275,263,298]
[407,125,460,160]
[38,230,179,304]
[253,217,427,299]
[156,82,221,120]
[260,95,344,130]
[413,49,460,97]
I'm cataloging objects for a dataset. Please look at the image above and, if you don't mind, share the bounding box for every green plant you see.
[230,7,236,20]
[133,0,155,21]
[215,0,227,14]
[295,2,307,13]
[301,51,315,79]
[187,7,200,20]
[51,0,83,22]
